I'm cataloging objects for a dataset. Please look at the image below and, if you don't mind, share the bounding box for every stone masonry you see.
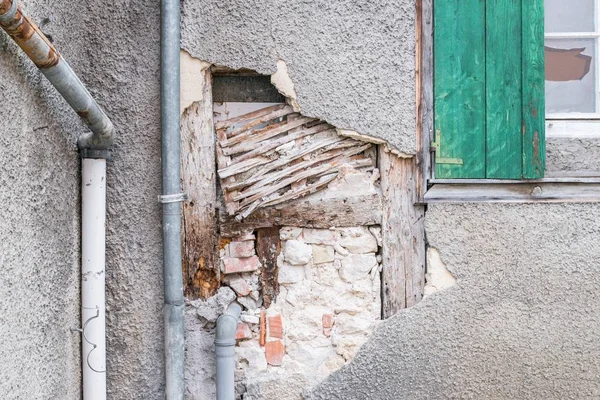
[185,226,381,399]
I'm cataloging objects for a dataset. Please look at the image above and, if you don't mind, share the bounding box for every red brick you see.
[265,340,285,366]
[236,322,253,340]
[228,241,255,258]
[322,313,334,337]
[268,314,283,339]
[222,256,260,274]
[226,276,251,296]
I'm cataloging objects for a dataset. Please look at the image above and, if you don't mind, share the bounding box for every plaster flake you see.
[424,247,457,297]
[271,60,301,112]
[180,50,211,114]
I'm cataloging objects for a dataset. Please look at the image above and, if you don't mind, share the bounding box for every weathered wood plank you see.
[181,68,220,299]
[417,0,433,200]
[424,183,600,203]
[218,190,382,238]
[522,0,546,178]
[434,0,486,178]
[256,228,281,309]
[486,0,523,178]
[380,150,425,318]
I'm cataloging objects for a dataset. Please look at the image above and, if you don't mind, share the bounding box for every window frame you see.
[417,0,600,204]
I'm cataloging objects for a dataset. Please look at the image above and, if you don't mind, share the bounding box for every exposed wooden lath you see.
[215,104,375,219]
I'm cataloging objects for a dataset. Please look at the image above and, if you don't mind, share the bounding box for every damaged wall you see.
[185,226,382,400]
[180,0,416,154]
[309,203,600,399]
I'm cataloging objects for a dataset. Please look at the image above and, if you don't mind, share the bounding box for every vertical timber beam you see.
[181,68,220,299]
[380,149,426,318]
[417,0,434,197]
[256,227,281,308]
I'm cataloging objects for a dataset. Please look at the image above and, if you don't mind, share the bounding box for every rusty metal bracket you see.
[432,130,463,165]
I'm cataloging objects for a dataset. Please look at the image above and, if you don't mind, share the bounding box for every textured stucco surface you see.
[310,203,600,400]
[0,1,164,398]
[546,136,600,177]
[181,0,416,154]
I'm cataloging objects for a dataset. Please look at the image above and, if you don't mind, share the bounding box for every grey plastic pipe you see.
[215,303,242,400]
[0,0,115,155]
[160,0,185,399]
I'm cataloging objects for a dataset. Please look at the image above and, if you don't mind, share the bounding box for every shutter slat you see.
[522,0,546,179]
[434,0,486,179]
[486,0,523,178]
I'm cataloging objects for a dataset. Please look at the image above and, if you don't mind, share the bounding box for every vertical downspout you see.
[160,0,185,399]
[215,303,242,400]
[0,2,114,399]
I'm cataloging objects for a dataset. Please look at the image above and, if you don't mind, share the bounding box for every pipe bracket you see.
[80,148,112,160]
[158,193,189,204]
[0,0,18,24]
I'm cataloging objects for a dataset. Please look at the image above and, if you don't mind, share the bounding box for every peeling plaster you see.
[271,60,301,112]
[424,247,457,297]
[180,50,211,115]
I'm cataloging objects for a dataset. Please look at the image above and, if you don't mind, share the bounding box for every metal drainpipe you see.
[0,1,115,399]
[160,0,185,399]
[215,303,242,400]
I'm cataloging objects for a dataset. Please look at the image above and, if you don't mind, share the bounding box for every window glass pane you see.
[545,39,596,113]
[545,0,595,33]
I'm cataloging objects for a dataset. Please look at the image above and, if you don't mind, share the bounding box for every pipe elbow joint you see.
[78,122,116,158]
[215,302,242,347]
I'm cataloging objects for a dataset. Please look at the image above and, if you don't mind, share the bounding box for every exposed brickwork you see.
[222,256,260,274]
[265,340,285,366]
[228,240,256,258]
[268,314,283,339]
[236,323,253,340]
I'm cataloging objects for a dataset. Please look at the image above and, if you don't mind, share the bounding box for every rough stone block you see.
[265,340,285,366]
[269,314,284,339]
[312,245,335,264]
[278,263,305,284]
[238,295,260,311]
[225,276,251,296]
[280,226,303,240]
[339,254,378,282]
[337,227,378,254]
[222,256,260,274]
[284,240,312,265]
[303,228,335,245]
[228,240,255,258]
[237,342,268,372]
[236,322,253,340]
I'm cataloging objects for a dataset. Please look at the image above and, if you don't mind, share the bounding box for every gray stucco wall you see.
[310,203,600,400]
[181,0,416,154]
[0,1,164,399]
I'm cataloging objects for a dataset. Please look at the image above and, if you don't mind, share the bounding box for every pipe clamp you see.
[158,193,188,204]
[0,1,18,24]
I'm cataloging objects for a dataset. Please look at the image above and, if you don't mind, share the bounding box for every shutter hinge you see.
[431,131,463,165]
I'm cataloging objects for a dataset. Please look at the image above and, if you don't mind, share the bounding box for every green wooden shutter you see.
[434,0,545,179]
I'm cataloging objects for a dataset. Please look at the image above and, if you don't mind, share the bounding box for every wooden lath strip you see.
[237,154,363,206]
[234,124,334,163]
[222,137,350,191]
[220,106,296,143]
[215,104,376,219]
[232,143,372,198]
[222,116,315,155]
[215,103,287,130]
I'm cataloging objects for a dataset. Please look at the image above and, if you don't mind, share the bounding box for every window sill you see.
[424,180,600,204]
